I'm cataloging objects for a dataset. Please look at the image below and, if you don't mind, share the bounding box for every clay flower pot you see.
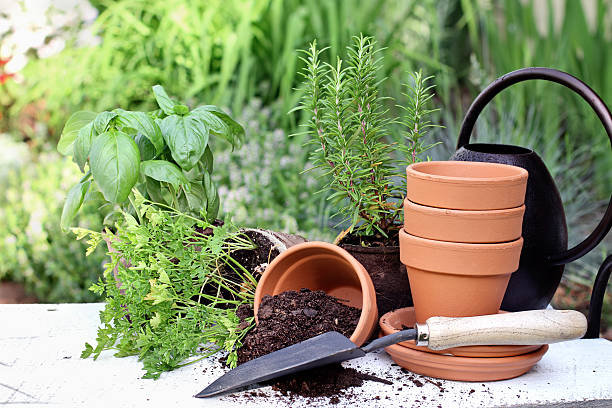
[399,229,523,323]
[406,161,528,210]
[254,241,378,346]
[403,199,526,243]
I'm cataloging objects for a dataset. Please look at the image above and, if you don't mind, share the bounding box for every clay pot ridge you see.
[254,241,378,346]
[406,161,528,211]
[407,161,528,184]
[399,229,523,275]
[403,199,525,244]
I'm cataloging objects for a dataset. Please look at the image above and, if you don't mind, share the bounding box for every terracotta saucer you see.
[380,307,540,357]
[384,340,548,382]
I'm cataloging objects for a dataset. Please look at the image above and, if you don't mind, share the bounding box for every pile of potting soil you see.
[237,288,381,399]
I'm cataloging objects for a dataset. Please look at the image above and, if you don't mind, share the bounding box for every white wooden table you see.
[1,303,611,408]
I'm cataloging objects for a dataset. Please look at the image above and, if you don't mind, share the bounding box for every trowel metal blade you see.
[195,331,366,398]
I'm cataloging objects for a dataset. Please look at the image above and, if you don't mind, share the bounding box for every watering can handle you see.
[456,67,612,266]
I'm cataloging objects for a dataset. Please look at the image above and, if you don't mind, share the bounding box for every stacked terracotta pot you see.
[401,161,528,324]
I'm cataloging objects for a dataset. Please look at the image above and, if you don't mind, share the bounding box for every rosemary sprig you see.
[295,34,440,241]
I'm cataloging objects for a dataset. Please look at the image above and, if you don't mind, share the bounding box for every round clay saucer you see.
[380,307,541,357]
[383,340,548,382]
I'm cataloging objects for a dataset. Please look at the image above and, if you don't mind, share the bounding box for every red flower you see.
[0,58,10,66]
[0,72,15,85]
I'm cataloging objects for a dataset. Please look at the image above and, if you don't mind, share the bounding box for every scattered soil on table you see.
[339,231,412,317]
[236,288,375,398]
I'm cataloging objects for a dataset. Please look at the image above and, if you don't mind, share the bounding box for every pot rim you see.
[254,241,378,346]
[406,161,528,185]
[399,229,523,252]
[404,199,526,219]
[339,243,400,254]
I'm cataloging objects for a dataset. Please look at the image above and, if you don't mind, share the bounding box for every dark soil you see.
[197,227,291,305]
[236,289,374,398]
[237,288,361,364]
[228,229,287,279]
[339,230,399,248]
[339,232,413,318]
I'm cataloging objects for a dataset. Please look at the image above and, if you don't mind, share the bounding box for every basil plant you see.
[58,85,244,230]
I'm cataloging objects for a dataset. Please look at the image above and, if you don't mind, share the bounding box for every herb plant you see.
[77,193,256,378]
[57,85,244,231]
[295,35,439,241]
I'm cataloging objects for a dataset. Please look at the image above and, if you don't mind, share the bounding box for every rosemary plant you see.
[76,193,256,378]
[296,35,439,242]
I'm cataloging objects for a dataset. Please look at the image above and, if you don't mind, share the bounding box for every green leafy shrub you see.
[7,0,429,138]
[77,195,256,378]
[57,85,244,230]
[0,149,105,302]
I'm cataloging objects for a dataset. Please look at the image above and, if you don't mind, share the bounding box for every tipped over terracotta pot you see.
[403,199,526,243]
[399,229,523,323]
[254,241,378,346]
[406,161,528,210]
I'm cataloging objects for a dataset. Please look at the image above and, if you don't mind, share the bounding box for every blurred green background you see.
[0,0,609,330]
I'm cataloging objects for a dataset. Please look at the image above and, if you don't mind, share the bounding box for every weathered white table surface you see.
[1,303,611,408]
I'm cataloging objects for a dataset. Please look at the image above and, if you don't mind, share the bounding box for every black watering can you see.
[451,67,612,312]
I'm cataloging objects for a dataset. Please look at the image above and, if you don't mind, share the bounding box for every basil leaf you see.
[159,114,209,171]
[182,166,202,182]
[140,160,188,190]
[135,134,157,161]
[146,178,167,205]
[173,104,189,115]
[103,210,122,227]
[117,111,164,155]
[152,85,177,115]
[191,105,245,148]
[73,123,95,172]
[184,181,206,212]
[93,111,118,134]
[90,130,140,203]
[84,189,105,204]
[60,180,91,231]
[202,173,219,221]
[57,111,96,155]
[201,145,213,174]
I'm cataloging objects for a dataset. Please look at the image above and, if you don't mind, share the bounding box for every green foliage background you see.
[0,144,106,302]
[0,0,609,305]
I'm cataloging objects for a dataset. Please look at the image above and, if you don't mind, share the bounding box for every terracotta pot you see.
[254,241,378,346]
[403,199,525,243]
[383,340,548,382]
[340,243,412,318]
[406,161,528,210]
[399,229,523,323]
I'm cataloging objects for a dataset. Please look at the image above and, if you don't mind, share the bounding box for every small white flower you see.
[37,37,66,59]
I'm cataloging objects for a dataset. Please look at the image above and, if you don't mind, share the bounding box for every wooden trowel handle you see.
[420,309,587,350]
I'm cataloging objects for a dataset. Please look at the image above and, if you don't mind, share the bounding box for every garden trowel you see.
[195,309,586,397]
